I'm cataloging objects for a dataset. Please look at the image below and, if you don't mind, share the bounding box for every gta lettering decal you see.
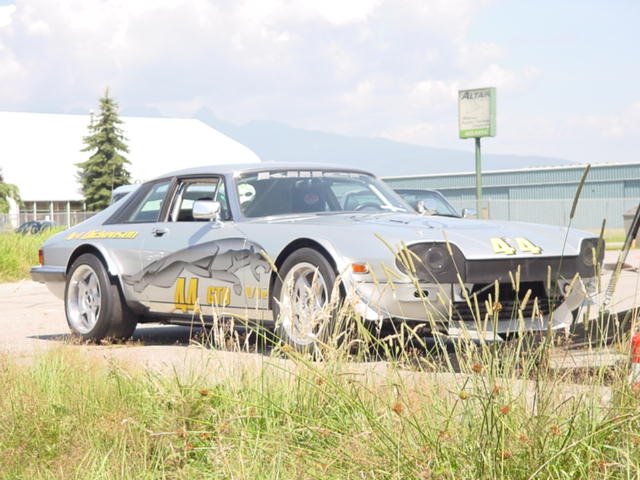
[123,238,271,298]
[66,230,139,240]
[174,277,231,312]
[490,237,542,255]
[208,286,231,306]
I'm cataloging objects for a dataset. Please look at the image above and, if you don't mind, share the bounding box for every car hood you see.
[259,212,594,260]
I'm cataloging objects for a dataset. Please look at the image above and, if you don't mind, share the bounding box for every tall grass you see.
[0,229,61,282]
[3,164,638,478]
[1,334,638,479]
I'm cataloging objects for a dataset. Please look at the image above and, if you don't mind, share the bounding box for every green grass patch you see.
[1,342,639,479]
[0,229,62,282]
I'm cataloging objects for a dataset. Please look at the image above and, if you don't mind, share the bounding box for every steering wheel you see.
[354,202,381,211]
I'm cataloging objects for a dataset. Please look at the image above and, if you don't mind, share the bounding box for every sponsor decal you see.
[490,237,542,255]
[252,170,361,181]
[174,277,231,312]
[207,286,231,306]
[174,277,199,312]
[245,286,268,299]
[66,230,138,240]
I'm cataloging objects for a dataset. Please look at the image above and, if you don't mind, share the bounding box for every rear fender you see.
[67,243,124,283]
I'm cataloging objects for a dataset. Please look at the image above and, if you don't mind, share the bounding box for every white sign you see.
[458,87,496,138]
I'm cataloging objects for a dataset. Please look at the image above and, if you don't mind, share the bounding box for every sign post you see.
[475,137,481,213]
[458,87,496,217]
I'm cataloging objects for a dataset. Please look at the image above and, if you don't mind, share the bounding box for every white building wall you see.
[0,112,260,203]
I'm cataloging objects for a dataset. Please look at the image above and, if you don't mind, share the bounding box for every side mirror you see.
[192,200,221,221]
[461,208,477,219]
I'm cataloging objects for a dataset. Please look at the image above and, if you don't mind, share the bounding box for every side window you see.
[128,180,171,223]
[170,177,231,222]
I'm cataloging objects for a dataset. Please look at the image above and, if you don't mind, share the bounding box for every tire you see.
[272,248,342,353]
[65,253,138,342]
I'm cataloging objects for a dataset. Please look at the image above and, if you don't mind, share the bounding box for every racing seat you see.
[291,180,327,213]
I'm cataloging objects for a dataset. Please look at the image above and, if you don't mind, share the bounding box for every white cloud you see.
[469,64,541,91]
[408,80,458,111]
[570,101,640,139]
[0,5,15,28]
[300,0,379,25]
[0,0,547,147]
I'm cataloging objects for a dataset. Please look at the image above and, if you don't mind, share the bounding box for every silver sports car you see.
[31,163,602,348]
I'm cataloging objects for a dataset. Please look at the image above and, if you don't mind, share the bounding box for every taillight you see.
[38,249,44,265]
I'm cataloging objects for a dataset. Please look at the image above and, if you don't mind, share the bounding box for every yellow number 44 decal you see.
[490,237,542,255]
[514,237,542,254]
[490,237,516,255]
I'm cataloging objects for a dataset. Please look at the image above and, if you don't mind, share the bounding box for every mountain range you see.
[193,108,574,177]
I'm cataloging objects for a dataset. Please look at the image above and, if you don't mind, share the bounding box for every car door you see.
[101,178,174,305]
[133,176,249,315]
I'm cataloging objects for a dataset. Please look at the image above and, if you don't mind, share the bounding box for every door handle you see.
[151,227,169,237]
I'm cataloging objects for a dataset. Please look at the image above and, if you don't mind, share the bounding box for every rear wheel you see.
[65,254,138,341]
[272,248,340,353]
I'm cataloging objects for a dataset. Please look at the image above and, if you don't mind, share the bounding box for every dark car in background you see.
[16,220,56,234]
[392,188,463,217]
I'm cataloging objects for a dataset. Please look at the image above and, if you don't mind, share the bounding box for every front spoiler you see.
[351,278,591,336]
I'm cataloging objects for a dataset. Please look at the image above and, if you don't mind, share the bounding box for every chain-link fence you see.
[0,211,96,232]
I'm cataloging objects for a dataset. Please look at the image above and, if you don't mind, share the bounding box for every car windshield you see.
[396,190,459,217]
[236,170,412,218]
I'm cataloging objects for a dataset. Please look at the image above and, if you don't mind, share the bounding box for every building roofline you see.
[383,161,640,180]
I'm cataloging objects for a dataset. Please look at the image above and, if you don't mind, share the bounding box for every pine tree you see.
[77,89,131,211]
[0,168,21,214]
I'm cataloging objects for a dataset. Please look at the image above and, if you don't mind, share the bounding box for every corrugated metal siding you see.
[384,163,640,230]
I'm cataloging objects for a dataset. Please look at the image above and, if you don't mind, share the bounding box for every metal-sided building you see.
[384,162,640,231]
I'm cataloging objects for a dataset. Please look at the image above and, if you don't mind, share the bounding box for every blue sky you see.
[0,0,637,165]
[470,1,639,114]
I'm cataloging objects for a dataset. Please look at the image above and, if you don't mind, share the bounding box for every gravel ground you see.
[1,250,637,377]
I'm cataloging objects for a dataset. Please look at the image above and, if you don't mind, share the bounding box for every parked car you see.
[31,163,602,349]
[16,220,56,234]
[392,188,465,217]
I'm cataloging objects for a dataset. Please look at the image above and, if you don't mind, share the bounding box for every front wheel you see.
[272,248,341,353]
[65,254,138,342]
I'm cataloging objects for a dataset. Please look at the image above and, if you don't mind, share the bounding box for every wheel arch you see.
[66,244,122,286]
[268,237,343,310]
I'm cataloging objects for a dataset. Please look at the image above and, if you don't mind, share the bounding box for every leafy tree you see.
[0,168,21,214]
[77,89,131,211]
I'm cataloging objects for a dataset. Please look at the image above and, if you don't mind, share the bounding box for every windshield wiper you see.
[431,213,461,218]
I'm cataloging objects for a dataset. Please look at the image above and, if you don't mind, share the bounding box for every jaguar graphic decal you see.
[123,238,271,295]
